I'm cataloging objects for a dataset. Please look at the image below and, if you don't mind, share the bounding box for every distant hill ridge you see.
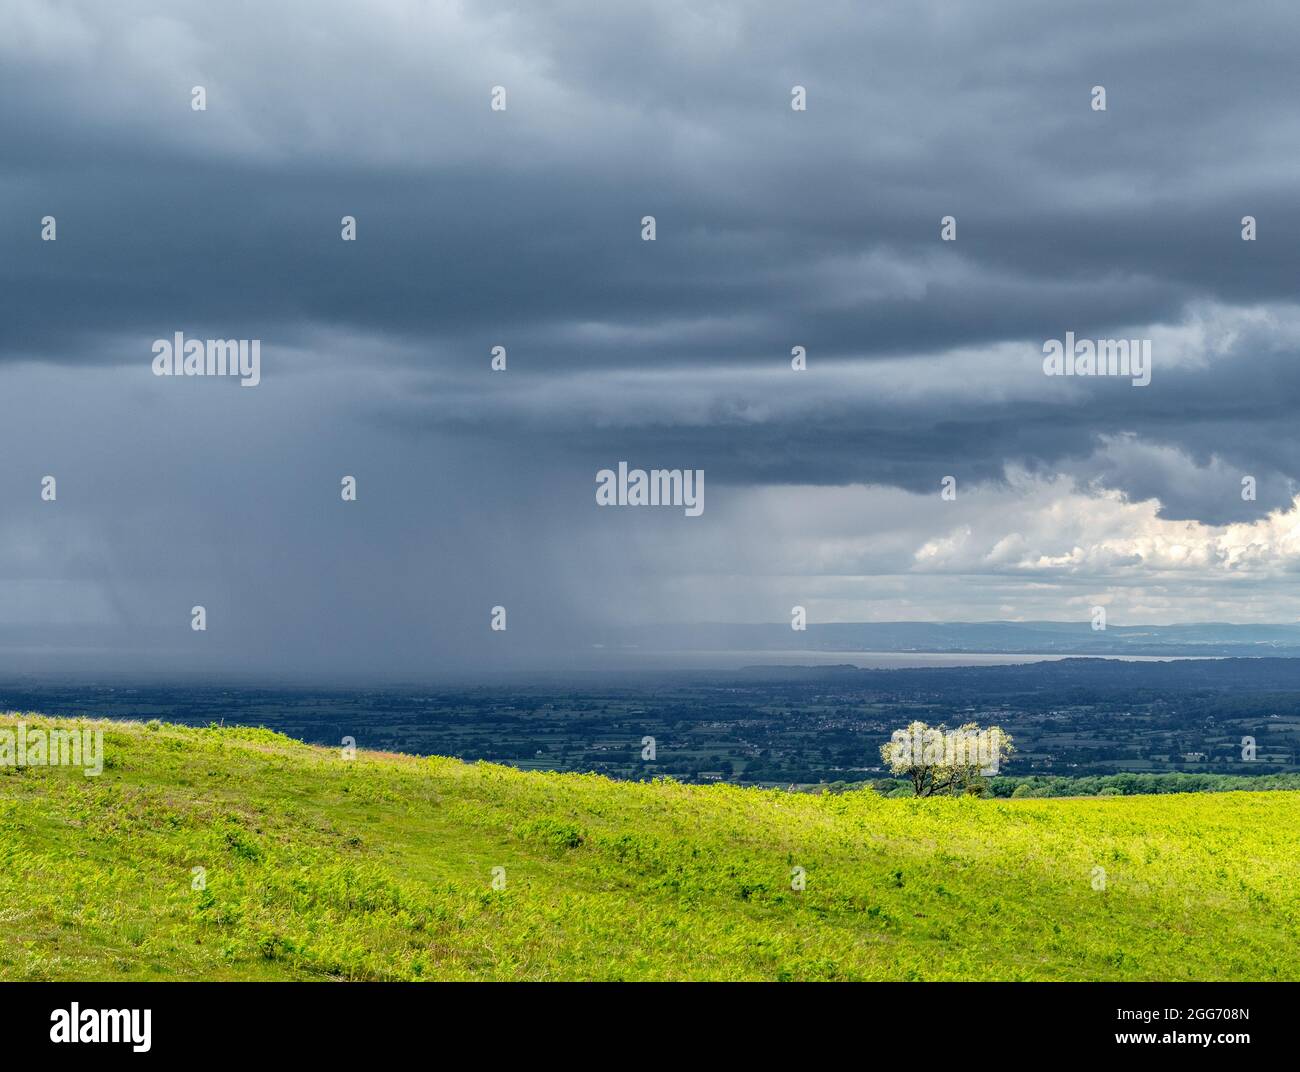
[600,620,1300,656]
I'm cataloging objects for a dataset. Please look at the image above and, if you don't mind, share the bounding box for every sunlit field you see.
[2,714,1295,981]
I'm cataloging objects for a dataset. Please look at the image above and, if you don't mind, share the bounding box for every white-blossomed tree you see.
[880,721,1014,797]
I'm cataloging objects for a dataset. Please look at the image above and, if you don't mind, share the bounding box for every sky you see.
[4,0,1300,677]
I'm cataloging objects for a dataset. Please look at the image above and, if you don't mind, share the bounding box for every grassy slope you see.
[1,714,1296,981]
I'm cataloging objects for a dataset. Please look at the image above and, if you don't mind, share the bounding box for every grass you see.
[1,712,1296,981]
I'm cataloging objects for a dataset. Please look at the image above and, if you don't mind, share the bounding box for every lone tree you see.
[880,721,1014,797]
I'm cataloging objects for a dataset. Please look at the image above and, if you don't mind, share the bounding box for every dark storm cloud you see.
[6,0,1300,371]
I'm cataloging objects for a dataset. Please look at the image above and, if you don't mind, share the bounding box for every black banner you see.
[1,981,1290,1059]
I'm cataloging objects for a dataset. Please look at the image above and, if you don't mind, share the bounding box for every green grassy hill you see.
[1,713,1296,981]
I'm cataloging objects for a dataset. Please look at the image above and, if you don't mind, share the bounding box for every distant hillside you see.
[734,653,1300,690]
[1,714,1296,981]
[600,620,1300,657]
